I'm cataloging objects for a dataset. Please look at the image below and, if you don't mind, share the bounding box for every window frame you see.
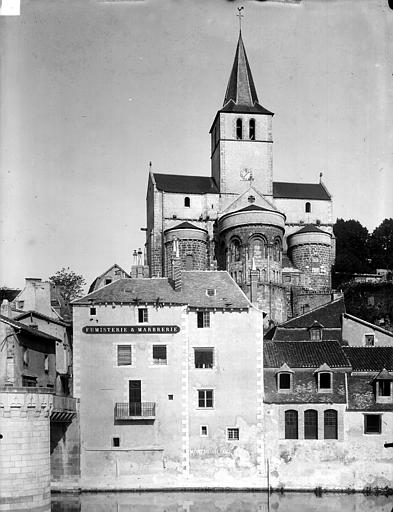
[324,409,338,440]
[305,202,311,213]
[277,372,293,393]
[318,371,333,393]
[236,118,243,140]
[197,389,214,409]
[364,414,382,435]
[184,196,191,208]
[152,344,167,365]
[249,118,255,140]
[284,410,298,439]
[112,437,120,448]
[138,307,148,323]
[304,409,318,440]
[227,427,240,441]
[89,306,97,316]
[197,311,210,329]
[364,333,375,347]
[116,344,132,367]
[200,425,208,437]
[194,347,214,369]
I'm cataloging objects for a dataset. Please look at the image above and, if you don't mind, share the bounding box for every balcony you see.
[51,395,77,423]
[115,402,156,421]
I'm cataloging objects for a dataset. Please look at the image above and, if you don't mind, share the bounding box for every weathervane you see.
[237,6,244,32]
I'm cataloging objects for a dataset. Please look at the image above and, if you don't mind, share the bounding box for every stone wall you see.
[50,411,80,483]
[0,391,52,511]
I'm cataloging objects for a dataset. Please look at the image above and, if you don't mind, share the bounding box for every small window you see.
[138,308,148,323]
[168,394,174,400]
[310,328,322,341]
[365,334,375,347]
[227,428,239,441]
[22,376,37,388]
[23,348,29,367]
[200,425,208,437]
[117,345,132,366]
[185,254,194,271]
[377,380,391,397]
[318,372,332,392]
[197,311,210,328]
[184,197,190,207]
[153,345,167,365]
[105,278,112,285]
[278,373,292,392]
[194,348,213,369]
[198,389,214,408]
[304,409,318,439]
[112,437,120,448]
[206,289,216,297]
[236,118,243,139]
[18,300,24,309]
[305,202,311,213]
[324,410,338,439]
[285,410,298,439]
[44,355,49,373]
[249,119,255,140]
[364,414,382,434]
[90,307,96,316]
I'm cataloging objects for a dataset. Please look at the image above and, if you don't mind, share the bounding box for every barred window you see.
[285,410,298,439]
[227,428,239,441]
[117,345,132,366]
[324,409,338,439]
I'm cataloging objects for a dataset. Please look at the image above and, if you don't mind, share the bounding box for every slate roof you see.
[0,288,21,302]
[237,205,273,213]
[280,298,345,329]
[222,32,273,115]
[289,224,330,237]
[265,327,342,343]
[264,340,350,368]
[73,271,251,310]
[343,347,393,372]
[273,182,331,200]
[153,174,219,194]
[0,314,60,342]
[165,222,207,232]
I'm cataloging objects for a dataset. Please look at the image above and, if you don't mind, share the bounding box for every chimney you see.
[250,259,259,303]
[171,238,182,291]
[131,248,149,279]
[1,299,12,318]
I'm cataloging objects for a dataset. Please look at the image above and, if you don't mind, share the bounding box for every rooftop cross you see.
[237,6,244,33]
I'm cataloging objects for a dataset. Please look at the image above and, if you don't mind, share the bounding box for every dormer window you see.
[373,369,393,403]
[305,202,311,213]
[236,118,243,140]
[276,363,294,392]
[184,197,190,207]
[309,321,323,341]
[315,364,333,393]
[249,119,255,140]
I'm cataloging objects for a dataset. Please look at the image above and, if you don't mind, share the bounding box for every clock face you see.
[240,168,252,181]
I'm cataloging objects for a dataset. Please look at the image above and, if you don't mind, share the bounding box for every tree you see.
[49,267,86,303]
[368,218,393,271]
[333,219,371,274]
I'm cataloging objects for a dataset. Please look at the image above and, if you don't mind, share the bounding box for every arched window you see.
[236,118,243,140]
[324,410,338,439]
[185,254,194,270]
[249,119,255,140]
[230,239,241,262]
[184,197,190,207]
[305,202,311,213]
[250,238,266,260]
[273,240,281,262]
[304,409,318,439]
[285,410,298,439]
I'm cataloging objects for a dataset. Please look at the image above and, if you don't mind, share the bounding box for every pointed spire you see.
[222,33,273,115]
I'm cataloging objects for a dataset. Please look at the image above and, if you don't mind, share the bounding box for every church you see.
[146,31,336,326]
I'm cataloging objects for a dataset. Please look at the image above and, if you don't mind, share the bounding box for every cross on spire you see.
[237,6,244,32]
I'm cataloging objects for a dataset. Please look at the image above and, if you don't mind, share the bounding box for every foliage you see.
[368,218,393,271]
[333,219,371,274]
[49,267,86,303]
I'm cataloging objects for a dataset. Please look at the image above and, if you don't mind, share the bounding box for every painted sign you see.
[82,325,180,334]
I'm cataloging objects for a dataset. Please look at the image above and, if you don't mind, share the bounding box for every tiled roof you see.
[237,205,272,213]
[222,33,273,115]
[264,340,350,368]
[267,327,342,343]
[281,298,345,329]
[289,224,330,236]
[153,174,219,194]
[14,310,69,327]
[165,222,206,232]
[273,182,331,200]
[72,271,251,310]
[0,314,60,342]
[343,347,393,372]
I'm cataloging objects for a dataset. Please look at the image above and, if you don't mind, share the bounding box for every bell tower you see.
[210,31,274,200]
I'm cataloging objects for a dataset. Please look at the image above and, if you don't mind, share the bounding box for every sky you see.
[1,0,392,289]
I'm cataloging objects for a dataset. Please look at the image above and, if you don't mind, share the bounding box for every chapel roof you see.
[273,182,331,200]
[153,174,219,194]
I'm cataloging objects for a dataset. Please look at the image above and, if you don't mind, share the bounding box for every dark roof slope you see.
[343,347,393,372]
[267,327,342,343]
[0,288,21,302]
[14,311,69,327]
[165,222,206,232]
[73,272,250,310]
[153,174,219,194]
[289,224,330,236]
[281,298,345,329]
[273,182,331,200]
[0,314,60,342]
[264,340,350,368]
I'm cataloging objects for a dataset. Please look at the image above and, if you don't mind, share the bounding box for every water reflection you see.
[51,492,393,512]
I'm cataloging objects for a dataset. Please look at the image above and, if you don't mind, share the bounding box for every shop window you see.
[305,202,311,213]
[138,308,148,323]
[200,425,208,437]
[236,118,243,140]
[194,348,214,369]
[227,428,239,441]
[197,311,210,328]
[117,345,132,366]
[152,345,167,365]
[184,197,190,207]
[249,119,255,140]
[365,334,375,346]
[304,409,318,439]
[284,410,298,439]
[364,414,381,434]
[198,389,214,408]
[324,409,338,439]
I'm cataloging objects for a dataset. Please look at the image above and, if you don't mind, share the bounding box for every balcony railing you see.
[51,395,77,423]
[115,402,156,420]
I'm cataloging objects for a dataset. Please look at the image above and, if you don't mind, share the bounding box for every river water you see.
[51,491,393,511]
